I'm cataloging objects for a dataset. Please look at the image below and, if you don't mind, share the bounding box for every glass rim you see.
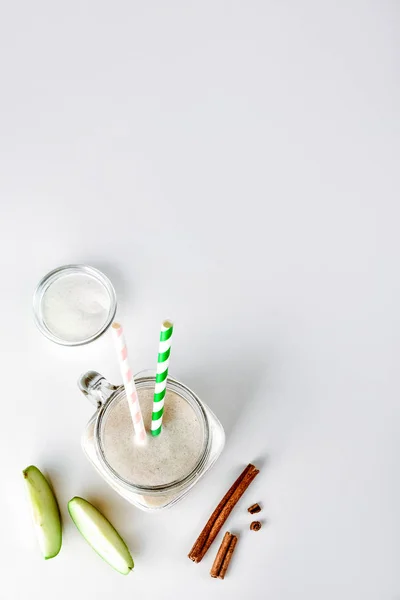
[32,264,117,346]
[93,375,211,494]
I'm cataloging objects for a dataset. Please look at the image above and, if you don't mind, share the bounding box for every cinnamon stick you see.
[210,532,233,578]
[188,463,254,561]
[218,534,238,579]
[198,468,257,561]
[188,463,259,562]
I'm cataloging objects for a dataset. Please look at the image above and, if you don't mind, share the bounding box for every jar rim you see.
[93,375,211,494]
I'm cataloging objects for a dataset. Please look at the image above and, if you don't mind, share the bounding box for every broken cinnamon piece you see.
[248,503,261,514]
[218,534,238,579]
[188,463,259,563]
[250,520,262,531]
[210,532,233,578]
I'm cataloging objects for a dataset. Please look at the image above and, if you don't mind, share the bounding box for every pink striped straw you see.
[111,322,146,444]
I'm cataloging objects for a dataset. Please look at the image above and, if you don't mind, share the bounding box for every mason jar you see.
[79,371,225,511]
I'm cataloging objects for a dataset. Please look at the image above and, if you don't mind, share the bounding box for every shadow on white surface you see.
[183,355,267,440]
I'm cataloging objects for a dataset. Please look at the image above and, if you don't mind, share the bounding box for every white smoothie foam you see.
[100,387,204,487]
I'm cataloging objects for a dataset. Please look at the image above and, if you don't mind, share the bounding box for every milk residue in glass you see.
[42,273,111,342]
[103,388,204,487]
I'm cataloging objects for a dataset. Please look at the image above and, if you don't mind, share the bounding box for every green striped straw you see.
[151,320,174,436]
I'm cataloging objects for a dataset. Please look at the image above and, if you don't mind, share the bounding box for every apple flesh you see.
[23,465,62,559]
[68,497,134,575]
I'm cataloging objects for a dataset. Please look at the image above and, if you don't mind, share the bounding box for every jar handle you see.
[78,371,118,408]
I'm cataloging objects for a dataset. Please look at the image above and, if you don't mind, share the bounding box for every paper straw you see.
[151,320,174,436]
[111,322,146,444]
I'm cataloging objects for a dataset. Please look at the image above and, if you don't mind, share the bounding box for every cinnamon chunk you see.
[210,532,233,578]
[218,535,238,579]
[248,503,261,514]
[210,532,238,579]
[250,520,262,531]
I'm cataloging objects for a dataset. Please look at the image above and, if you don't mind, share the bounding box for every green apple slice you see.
[68,497,134,575]
[23,465,62,559]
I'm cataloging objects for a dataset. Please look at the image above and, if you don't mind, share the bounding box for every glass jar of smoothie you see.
[79,371,225,511]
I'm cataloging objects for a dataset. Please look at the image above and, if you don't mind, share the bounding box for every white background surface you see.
[0,1,399,598]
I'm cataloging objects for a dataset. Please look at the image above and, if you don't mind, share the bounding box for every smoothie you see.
[82,384,205,508]
[102,387,204,486]
[81,374,225,511]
